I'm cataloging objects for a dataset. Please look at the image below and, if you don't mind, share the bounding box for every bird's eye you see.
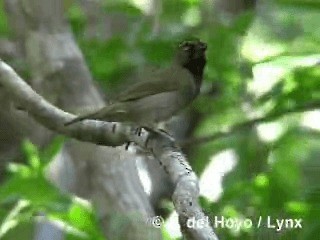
[180,42,193,51]
[183,45,191,51]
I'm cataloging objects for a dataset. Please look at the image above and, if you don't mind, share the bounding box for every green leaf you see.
[67,198,104,239]
[0,200,31,238]
[6,163,32,178]
[0,2,10,36]
[0,174,70,208]
[67,3,86,36]
[69,200,93,231]
[40,136,65,165]
[22,140,41,172]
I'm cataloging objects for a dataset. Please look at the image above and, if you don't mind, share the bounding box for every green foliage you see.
[52,198,105,240]
[79,37,133,90]
[0,140,67,206]
[0,1,10,36]
[0,140,104,239]
[67,3,87,37]
[193,1,320,239]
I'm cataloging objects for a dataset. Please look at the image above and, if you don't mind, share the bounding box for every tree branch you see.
[181,100,320,146]
[0,59,219,240]
[0,58,136,146]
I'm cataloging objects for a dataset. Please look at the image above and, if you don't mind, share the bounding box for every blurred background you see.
[0,0,320,239]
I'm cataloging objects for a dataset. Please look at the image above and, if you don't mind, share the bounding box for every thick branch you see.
[0,59,135,146]
[181,101,320,146]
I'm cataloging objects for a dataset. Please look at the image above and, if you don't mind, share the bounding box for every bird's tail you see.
[64,103,125,126]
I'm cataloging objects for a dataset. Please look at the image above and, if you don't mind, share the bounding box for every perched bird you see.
[64,40,207,128]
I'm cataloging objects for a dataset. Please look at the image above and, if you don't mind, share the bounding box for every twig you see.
[181,100,320,146]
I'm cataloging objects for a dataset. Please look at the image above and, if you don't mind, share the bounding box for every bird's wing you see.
[116,67,194,102]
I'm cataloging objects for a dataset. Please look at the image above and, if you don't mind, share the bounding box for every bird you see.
[64,39,207,129]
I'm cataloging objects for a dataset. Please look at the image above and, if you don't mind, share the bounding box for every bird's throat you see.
[183,57,206,87]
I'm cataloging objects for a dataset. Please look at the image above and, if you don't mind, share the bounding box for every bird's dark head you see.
[176,39,207,85]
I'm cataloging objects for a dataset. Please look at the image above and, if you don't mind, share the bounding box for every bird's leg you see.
[125,141,132,150]
[134,127,143,136]
[123,126,144,151]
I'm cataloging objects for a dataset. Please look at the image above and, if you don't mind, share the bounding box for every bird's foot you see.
[134,127,143,136]
[125,141,132,150]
